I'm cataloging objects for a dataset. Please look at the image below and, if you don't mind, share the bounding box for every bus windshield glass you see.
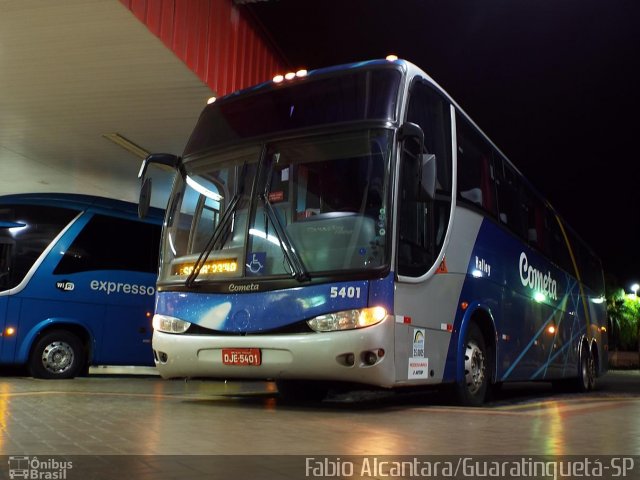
[159,129,392,284]
[184,68,401,155]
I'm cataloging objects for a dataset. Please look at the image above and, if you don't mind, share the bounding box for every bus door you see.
[0,229,16,358]
[101,277,155,366]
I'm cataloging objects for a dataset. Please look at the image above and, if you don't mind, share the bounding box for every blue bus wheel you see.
[28,331,85,379]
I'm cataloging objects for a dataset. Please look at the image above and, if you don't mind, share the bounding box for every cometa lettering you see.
[519,252,558,300]
[228,283,260,292]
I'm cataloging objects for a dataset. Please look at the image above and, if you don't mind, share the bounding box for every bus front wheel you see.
[276,380,328,403]
[29,331,85,379]
[455,323,489,406]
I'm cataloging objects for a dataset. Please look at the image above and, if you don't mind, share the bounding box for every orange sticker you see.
[436,257,448,274]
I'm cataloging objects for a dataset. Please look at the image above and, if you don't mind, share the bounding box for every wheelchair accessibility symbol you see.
[246,252,266,275]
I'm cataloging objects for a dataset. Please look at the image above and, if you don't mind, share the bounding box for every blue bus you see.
[140,58,607,405]
[0,193,162,378]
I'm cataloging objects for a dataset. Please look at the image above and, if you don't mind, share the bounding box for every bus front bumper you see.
[152,317,396,387]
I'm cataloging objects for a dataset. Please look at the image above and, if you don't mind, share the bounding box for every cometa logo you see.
[519,252,558,301]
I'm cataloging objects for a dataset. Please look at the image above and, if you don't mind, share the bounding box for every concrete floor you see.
[0,370,638,478]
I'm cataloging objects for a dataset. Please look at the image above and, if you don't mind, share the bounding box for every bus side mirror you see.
[137,153,180,218]
[399,122,437,201]
[420,153,437,201]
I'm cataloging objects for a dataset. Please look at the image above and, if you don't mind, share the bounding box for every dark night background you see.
[247,0,640,290]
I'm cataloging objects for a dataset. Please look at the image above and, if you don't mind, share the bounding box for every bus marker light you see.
[440,323,453,332]
[547,325,556,335]
[4,327,16,336]
[295,69,308,77]
[273,74,284,83]
[285,72,296,80]
[385,55,398,61]
[460,302,469,310]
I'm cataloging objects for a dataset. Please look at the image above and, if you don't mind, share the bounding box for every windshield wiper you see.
[261,153,309,282]
[185,162,248,287]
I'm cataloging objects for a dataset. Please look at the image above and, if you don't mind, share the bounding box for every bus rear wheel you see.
[455,323,489,407]
[29,331,85,379]
[577,342,596,392]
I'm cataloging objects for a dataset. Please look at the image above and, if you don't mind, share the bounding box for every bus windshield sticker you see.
[412,329,425,357]
[246,252,266,275]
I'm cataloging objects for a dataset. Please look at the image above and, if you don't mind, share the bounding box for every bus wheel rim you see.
[464,341,485,395]
[41,341,74,374]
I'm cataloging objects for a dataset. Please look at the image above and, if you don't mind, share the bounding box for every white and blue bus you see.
[0,193,162,378]
[141,58,607,405]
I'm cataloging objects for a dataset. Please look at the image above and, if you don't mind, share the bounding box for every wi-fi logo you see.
[55,280,75,292]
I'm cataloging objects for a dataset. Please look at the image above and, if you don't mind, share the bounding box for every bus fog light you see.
[307,307,387,332]
[152,314,191,334]
[336,353,356,367]
[363,351,378,365]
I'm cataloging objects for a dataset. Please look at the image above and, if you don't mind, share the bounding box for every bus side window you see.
[0,205,77,290]
[547,211,572,273]
[495,159,527,239]
[398,79,452,277]
[54,214,160,274]
[456,117,497,216]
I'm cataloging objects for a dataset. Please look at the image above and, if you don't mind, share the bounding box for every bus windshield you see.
[159,129,392,284]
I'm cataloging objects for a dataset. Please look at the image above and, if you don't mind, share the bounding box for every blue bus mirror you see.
[138,177,152,219]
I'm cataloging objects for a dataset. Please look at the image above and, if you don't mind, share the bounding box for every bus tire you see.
[577,342,596,392]
[29,331,85,379]
[276,380,328,403]
[455,323,489,406]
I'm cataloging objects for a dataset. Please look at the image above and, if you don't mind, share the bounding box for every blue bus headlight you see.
[152,314,191,334]
[307,307,387,332]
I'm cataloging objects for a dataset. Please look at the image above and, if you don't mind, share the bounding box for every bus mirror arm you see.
[137,153,181,218]
[398,122,425,149]
[137,153,181,180]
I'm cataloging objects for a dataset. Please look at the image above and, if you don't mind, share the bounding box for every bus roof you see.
[0,193,164,221]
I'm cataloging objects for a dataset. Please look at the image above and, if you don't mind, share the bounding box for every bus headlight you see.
[307,307,387,332]
[152,314,191,334]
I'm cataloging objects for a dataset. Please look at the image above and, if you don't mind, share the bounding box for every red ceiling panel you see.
[120,0,287,96]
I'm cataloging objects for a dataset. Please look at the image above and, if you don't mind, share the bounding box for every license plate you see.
[222,348,261,366]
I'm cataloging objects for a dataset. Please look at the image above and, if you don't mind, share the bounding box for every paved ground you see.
[0,369,637,478]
